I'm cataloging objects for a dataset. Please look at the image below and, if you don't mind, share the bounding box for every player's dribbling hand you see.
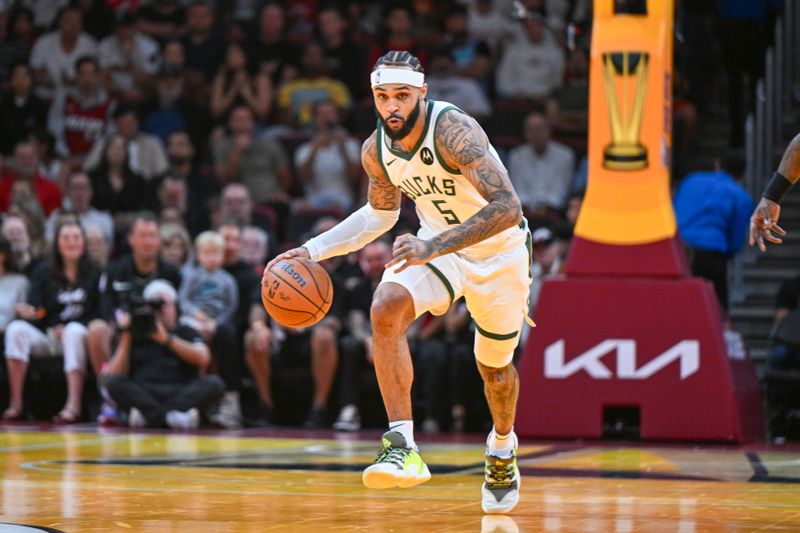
[749,197,786,252]
[264,247,311,277]
[386,234,438,273]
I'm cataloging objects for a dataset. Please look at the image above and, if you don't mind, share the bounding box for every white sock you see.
[388,419,416,450]
[487,426,516,458]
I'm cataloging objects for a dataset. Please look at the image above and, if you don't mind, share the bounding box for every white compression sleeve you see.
[302,204,399,262]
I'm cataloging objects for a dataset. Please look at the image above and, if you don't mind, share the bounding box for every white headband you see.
[370,68,425,88]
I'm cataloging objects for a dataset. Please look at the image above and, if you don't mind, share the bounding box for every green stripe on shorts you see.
[475,323,518,341]
[425,263,454,304]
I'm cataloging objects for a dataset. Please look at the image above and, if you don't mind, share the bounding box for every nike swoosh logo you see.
[387,158,398,166]
[389,424,403,430]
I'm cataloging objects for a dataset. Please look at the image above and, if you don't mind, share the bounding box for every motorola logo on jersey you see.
[420,147,434,165]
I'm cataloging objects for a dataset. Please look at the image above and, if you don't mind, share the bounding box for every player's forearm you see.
[429,195,522,256]
[303,203,399,261]
[777,133,800,183]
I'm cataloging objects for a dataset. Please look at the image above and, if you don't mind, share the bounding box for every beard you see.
[376,97,422,141]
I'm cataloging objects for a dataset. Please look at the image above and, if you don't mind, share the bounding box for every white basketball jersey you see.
[377,99,527,260]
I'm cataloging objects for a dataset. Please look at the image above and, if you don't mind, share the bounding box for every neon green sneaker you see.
[362,431,431,489]
[481,434,520,514]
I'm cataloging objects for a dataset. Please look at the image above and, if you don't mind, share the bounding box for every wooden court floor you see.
[0,427,799,532]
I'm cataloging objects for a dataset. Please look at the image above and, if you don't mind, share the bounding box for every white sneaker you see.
[362,431,431,489]
[209,391,242,429]
[333,404,361,431]
[128,407,146,428]
[481,433,520,514]
[166,408,200,430]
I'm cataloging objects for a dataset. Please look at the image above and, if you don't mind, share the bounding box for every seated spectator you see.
[138,0,186,45]
[88,135,155,237]
[98,11,161,103]
[161,39,186,72]
[46,172,113,244]
[495,13,565,101]
[47,56,113,162]
[241,225,269,275]
[101,279,225,429]
[368,4,428,71]
[157,175,188,224]
[545,46,589,145]
[334,239,393,431]
[85,105,169,182]
[159,222,192,270]
[216,183,273,234]
[3,220,100,423]
[316,5,368,102]
[218,221,270,426]
[73,0,115,42]
[29,6,98,99]
[8,7,36,50]
[425,47,491,120]
[211,42,272,123]
[9,195,47,259]
[164,131,215,236]
[212,105,292,204]
[0,235,30,336]
[0,63,48,157]
[84,223,111,269]
[245,222,344,428]
[0,8,29,87]
[441,5,492,84]
[86,212,181,403]
[178,231,240,428]
[673,154,754,310]
[295,101,361,212]
[276,41,351,128]
[30,129,64,184]
[140,66,187,143]
[770,273,800,371]
[180,1,225,83]
[0,141,62,215]
[247,3,301,86]
[507,112,575,214]
[1,214,41,276]
[467,0,515,52]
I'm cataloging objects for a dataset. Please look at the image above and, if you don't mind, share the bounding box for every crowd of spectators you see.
[0,0,779,432]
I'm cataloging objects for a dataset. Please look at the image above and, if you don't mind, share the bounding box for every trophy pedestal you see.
[603,143,648,170]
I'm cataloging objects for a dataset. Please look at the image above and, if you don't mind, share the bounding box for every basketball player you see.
[750,134,800,251]
[265,51,533,514]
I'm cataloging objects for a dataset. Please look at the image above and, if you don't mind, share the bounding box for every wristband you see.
[763,171,794,204]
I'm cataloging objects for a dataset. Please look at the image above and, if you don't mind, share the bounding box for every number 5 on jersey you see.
[432,200,461,225]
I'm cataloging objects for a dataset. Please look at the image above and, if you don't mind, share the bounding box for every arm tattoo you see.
[362,132,401,211]
[778,133,800,183]
[431,110,522,256]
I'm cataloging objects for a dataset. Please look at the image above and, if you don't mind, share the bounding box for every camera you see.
[119,290,164,343]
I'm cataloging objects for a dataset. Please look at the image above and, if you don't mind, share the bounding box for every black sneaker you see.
[244,401,273,428]
[304,405,328,428]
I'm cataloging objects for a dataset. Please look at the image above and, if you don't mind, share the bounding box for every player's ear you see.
[419,83,428,99]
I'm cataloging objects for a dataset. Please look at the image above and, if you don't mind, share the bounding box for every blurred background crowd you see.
[0,0,787,434]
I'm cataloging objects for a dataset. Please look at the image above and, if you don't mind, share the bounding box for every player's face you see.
[373,84,427,141]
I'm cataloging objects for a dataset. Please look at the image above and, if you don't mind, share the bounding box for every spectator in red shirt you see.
[0,141,61,215]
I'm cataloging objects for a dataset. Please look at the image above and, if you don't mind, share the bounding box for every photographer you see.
[101,279,224,429]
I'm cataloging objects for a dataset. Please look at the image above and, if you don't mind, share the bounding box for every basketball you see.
[262,258,333,328]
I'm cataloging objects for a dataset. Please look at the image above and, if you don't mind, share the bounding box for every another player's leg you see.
[477,360,521,514]
[362,282,431,489]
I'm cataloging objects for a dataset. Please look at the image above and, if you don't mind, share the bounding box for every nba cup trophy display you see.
[517,0,763,441]
[602,51,648,171]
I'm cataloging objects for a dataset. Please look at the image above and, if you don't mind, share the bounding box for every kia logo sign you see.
[544,339,700,380]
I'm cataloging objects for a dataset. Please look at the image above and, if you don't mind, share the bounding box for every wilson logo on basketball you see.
[279,263,307,287]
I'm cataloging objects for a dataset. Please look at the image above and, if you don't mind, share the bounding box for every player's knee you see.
[474,332,518,369]
[371,283,414,333]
